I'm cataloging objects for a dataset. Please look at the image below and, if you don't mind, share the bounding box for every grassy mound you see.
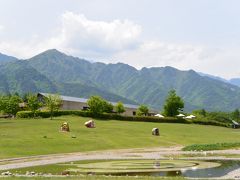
[1,115,240,158]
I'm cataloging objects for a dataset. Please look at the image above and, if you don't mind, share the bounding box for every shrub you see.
[17,111,51,118]
[16,111,34,118]
[182,142,240,151]
[16,110,189,123]
[16,110,93,118]
[187,118,228,127]
[16,110,229,128]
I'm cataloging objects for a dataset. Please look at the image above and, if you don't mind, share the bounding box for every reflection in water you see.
[153,161,160,168]
[110,160,240,178]
[181,160,240,178]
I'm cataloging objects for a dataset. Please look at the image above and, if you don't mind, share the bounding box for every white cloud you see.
[49,12,142,56]
[0,12,240,79]
[112,41,240,79]
[0,12,142,59]
[112,41,206,69]
[0,25,4,31]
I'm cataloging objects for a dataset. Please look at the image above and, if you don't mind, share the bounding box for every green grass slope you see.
[0,115,240,159]
[28,50,240,111]
[2,49,240,111]
[0,61,58,94]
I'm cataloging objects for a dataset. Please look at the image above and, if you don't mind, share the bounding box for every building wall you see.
[61,100,138,116]
[123,107,137,116]
[38,93,156,117]
[61,101,88,110]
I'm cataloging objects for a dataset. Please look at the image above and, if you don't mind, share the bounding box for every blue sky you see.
[0,0,240,78]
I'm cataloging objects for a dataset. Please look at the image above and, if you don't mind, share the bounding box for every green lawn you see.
[0,115,240,159]
[0,176,186,180]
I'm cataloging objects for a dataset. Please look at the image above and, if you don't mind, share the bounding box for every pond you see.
[64,159,238,178]
[6,159,240,178]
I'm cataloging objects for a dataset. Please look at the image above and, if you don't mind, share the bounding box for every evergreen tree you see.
[163,90,184,117]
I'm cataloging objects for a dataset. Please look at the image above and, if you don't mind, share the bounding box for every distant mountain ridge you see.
[0,53,18,64]
[198,72,240,87]
[1,49,240,111]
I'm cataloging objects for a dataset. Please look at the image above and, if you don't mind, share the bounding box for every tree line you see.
[1,90,239,123]
[0,93,61,119]
[0,90,185,118]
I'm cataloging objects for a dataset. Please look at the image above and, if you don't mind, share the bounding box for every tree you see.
[115,101,125,114]
[87,96,104,114]
[4,95,22,117]
[163,90,184,117]
[22,92,31,102]
[44,94,62,119]
[87,96,113,114]
[200,109,207,117]
[26,93,43,117]
[137,104,149,116]
[232,109,240,120]
[0,95,7,113]
[192,109,207,117]
[102,101,114,113]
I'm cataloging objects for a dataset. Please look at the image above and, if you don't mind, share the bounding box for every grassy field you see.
[1,115,240,159]
[0,176,186,180]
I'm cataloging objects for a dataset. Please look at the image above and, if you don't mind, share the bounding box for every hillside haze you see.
[0,53,18,64]
[1,49,240,111]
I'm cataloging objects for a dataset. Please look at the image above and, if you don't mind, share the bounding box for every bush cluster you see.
[16,110,93,118]
[182,142,240,151]
[187,119,228,127]
[16,110,189,123]
[16,110,229,128]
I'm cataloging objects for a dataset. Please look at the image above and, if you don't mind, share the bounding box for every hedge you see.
[187,119,228,128]
[16,110,93,118]
[182,142,240,151]
[16,110,228,127]
[16,110,189,124]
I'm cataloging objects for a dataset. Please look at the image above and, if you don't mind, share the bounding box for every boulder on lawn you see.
[152,128,159,136]
[84,120,95,128]
[60,122,70,132]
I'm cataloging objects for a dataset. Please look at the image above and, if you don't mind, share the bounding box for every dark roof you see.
[38,92,138,109]
[39,92,88,103]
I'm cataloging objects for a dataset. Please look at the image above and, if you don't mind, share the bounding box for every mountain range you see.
[198,72,240,87]
[1,49,240,112]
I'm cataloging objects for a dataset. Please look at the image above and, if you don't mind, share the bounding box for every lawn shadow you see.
[0,121,14,124]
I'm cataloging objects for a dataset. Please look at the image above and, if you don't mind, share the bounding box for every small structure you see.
[232,120,240,129]
[154,114,164,118]
[152,128,159,136]
[177,113,185,117]
[60,122,70,132]
[185,115,196,119]
[85,120,95,128]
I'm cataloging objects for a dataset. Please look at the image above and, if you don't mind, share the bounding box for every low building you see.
[37,92,141,116]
